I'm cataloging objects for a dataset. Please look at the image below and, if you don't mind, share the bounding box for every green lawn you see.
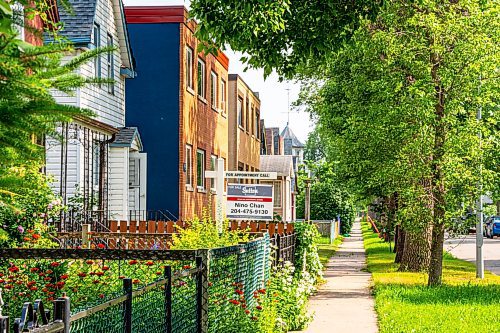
[362,222,500,333]
[317,236,343,267]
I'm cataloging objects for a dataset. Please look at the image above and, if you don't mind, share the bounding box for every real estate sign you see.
[226,184,274,220]
[225,171,277,180]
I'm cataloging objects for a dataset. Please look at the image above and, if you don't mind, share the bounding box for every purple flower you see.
[17,225,24,233]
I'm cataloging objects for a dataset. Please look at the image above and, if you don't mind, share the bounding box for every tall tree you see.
[301,0,499,285]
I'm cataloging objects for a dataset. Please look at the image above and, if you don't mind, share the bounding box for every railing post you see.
[0,288,7,333]
[54,295,70,333]
[276,234,281,266]
[196,253,208,333]
[330,220,335,244]
[123,278,132,333]
[82,224,91,249]
[165,266,172,333]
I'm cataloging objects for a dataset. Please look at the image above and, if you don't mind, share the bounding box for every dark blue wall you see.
[126,23,180,217]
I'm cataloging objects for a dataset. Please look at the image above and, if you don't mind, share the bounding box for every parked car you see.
[484,216,500,238]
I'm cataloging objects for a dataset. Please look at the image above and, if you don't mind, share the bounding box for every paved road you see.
[445,234,500,275]
[298,219,378,333]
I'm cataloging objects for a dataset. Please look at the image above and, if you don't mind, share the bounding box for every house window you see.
[255,110,260,137]
[107,33,114,94]
[11,3,24,40]
[245,98,250,131]
[237,97,243,127]
[273,181,282,208]
[185,47,193,90]
[210,71,218,109]
[196,149,205,190]
[197,58,206,98]
[93,24,101,79]
[220,79,226,111]
[185,145,193,189]
[210,155,217,192]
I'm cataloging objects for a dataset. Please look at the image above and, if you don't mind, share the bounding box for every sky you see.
[122,0,314,143]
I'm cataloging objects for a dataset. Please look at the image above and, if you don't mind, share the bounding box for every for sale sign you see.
[226,184,274,221]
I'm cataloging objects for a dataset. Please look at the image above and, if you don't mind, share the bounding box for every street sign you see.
[226,184,273,221]
[225,171,277,180]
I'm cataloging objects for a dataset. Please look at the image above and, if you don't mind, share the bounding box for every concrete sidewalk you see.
[298,219,378,333]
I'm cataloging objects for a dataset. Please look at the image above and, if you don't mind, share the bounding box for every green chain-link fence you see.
[0,233,288,333]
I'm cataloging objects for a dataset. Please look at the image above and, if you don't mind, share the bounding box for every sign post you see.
[205,158,226,233]
[206,167,278,230]
[226,184,274,221]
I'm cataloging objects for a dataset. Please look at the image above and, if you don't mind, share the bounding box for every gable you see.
[54,0,135,73]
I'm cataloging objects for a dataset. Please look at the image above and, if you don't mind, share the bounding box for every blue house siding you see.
[125,23,180,216]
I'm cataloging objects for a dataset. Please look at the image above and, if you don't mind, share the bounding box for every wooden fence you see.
[52,221,294,250]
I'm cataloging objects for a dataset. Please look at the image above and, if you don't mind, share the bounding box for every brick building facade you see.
[125,6,229,220]
[227,74,261,178]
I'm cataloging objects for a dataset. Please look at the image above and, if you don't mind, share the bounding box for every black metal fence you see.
[270,232,296,267]
[10,263,204,333]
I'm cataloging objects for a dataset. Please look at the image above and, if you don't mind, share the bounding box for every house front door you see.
[129,152,147,218]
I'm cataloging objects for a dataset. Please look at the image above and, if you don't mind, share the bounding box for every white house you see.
[260,155,295,222]
[45,0,146,226]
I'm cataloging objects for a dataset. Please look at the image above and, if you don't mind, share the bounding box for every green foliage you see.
[170,211,249,250]
[0,0,113,215]
[189,0,382,78]
[293,222,322,282]
[300,0,499,283]
[296,162,356,234]
[303,127,325,163]
[0,165,63,246]
[266,262,314,331]
[362,221,500,333]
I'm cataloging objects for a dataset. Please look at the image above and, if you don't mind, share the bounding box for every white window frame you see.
[220,79,226,112]
[197,58,206,98]
[185,145,193,189]
[210,71,218,109]
[196,149,206,190]
[255,109,260,137]
[273,181,282,208]
[107,33,114,94]
[93,24,101,80]
[237,97,243,127]
[210,154,217,193]
[185,46,193,90]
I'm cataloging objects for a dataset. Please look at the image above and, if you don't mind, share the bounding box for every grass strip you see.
[362,222,500,333]
[317,235,343,267]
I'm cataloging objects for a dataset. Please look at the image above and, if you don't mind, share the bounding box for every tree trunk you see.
[428,222,445,286]
[497,200,500,215]
[394,225,405,263]
[427,50,447,286]
[399,226,432,271]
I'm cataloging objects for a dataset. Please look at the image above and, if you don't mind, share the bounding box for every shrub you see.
[170,210,248,250]
[267,262,314,331]
[0,166,63,247]
[294,222,322,283]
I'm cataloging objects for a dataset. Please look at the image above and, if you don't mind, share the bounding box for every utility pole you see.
[476,77,484,279]
[286,86,291,125]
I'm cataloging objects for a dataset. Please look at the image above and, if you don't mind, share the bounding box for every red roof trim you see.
[125,6,186,24]
[216,51,229,71]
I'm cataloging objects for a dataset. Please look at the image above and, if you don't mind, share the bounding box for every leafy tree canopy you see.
[300,0,499,285]
[189,0,382,78]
